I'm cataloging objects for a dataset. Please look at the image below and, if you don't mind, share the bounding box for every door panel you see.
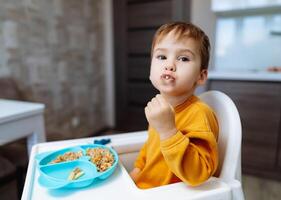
[128,82,158,106]
[128,57,151,80]
[128,30,156,54]
[128,1,172,28]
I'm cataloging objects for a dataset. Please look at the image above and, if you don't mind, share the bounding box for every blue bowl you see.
[36,144,119,189]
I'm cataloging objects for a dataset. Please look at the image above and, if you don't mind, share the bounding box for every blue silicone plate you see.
[36,144,119,189]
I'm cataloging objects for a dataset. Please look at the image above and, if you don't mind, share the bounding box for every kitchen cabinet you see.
[207,80,281,180]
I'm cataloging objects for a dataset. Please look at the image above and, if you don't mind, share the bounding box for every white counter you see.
[208,70,281,82]
[0,99,46,156]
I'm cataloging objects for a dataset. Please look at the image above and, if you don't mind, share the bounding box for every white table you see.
[0,99,46,156]
[22,132,232,200]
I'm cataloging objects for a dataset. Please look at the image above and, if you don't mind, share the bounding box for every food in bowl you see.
[48,147,115,172]
[68,167,84,180]
[49,151,83,164]
[86,148,115,172]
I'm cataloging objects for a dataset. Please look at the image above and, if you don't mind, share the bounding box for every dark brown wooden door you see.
[113,0,191,131]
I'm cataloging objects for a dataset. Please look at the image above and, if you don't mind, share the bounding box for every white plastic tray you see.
[22,132,232,200]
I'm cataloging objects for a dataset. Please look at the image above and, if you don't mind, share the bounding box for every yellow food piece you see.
[68,167,84,180]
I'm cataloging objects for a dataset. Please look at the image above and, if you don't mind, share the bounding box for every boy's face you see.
[150,31,207,97]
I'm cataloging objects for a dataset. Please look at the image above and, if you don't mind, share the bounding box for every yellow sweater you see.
[134,95,219,189]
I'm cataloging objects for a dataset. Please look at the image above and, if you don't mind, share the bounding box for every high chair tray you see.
[22,132,232,200]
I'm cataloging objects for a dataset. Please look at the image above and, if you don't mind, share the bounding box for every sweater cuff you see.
[134,162,144,170]
[160,131,187,149]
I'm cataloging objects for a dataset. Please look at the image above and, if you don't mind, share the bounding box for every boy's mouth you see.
[161,74,175,81]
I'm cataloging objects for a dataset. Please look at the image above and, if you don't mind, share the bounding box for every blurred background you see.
[0,0,280,199]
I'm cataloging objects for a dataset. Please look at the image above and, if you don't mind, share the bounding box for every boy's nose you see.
[165,65,176,72]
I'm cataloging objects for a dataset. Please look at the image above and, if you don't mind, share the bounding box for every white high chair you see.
[118,90,245,200]
[199,90,245,200]
[22,90,245,199]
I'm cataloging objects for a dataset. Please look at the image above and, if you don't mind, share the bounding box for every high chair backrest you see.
[199,90,242,182]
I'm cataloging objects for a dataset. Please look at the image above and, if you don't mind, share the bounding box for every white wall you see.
[191,0,217,95]
[191,0,217,69]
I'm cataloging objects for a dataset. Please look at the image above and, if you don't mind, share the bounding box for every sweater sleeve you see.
[160,110,219,186]
[134,141,147,170]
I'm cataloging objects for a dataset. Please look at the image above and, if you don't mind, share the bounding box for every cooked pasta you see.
[68,167,84,180]
[86,148,115,172]
[49,151,83,164]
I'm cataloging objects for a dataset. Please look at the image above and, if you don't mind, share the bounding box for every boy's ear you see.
[196,69,208,85]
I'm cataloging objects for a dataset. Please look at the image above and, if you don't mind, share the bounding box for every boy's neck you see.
[161,91,194,108]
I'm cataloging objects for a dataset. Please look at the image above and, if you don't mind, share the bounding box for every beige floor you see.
[243,175,281,200]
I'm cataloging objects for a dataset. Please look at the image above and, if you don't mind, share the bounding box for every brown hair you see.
[151,22,210,70]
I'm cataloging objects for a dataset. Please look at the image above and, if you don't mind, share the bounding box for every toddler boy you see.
[129,22,219,189]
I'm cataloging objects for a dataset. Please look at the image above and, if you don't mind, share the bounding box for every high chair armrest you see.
[227,180,245,200]
[137,177,232,200]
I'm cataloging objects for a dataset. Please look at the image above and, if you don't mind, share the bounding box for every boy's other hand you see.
[130,168,141,182]
[145,94,177,140]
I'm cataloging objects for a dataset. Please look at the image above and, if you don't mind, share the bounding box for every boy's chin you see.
[153,83,187,96]
[158,89,180,96]
[159,87,193,97]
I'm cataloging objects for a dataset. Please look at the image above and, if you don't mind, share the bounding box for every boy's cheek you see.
[150,71,157,77]
[149,70,156,82]
[149,74,159,87]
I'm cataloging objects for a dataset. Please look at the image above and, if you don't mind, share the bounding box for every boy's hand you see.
[145,94,177,140]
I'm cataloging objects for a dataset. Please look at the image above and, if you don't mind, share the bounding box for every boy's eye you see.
[178,56,190,62]
[156,55,166,60]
